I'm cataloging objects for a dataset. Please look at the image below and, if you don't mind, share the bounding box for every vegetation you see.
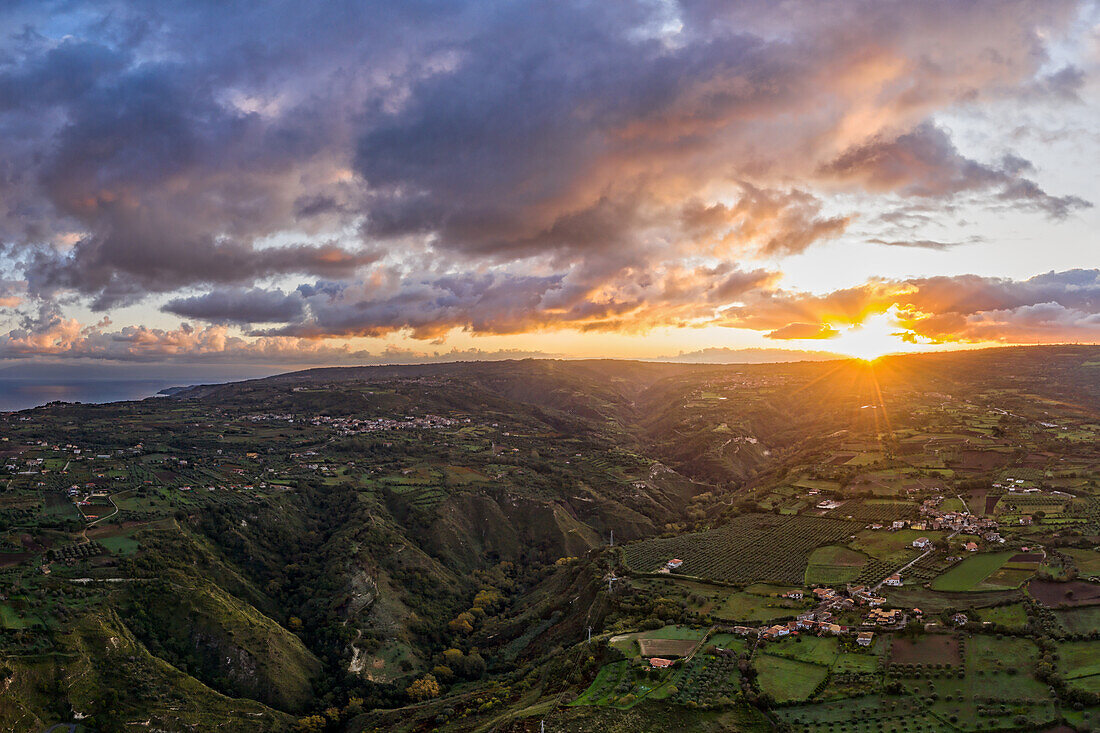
[1,346,1099,730]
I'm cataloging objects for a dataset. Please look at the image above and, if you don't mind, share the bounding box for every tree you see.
[407,674,442,701]
[296,715,326,732]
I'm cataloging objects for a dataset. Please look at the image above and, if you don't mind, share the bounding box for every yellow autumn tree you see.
[406,673,442,701]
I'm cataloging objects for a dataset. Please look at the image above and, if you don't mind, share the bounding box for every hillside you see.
[1,346,1099,731]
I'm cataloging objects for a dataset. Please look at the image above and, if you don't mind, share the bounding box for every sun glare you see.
[829,313,911,361]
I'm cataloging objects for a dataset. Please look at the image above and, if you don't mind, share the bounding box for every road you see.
[871,528,960,593]
[77,489,132,543]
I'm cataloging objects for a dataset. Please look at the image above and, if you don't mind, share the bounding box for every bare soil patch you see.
[955,450,1010,471]
[1029,579,1100,607]
[889,635,961,666]
[636,638,698,658]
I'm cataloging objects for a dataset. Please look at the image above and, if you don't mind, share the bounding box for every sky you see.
[0,0,1097,369]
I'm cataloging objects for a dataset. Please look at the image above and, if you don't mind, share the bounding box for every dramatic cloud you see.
[163,288,305,325]
[766,323,841,340]
[0,0,1094,359]
[722,269,1100,344]
[819,123,1088,217]
[267,264,780,340]
[0,313,557,364]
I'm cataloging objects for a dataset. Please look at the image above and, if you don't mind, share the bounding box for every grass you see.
[1063,548,1100,575]
[832,650,880,674]
[99,535,140,556]
[1055,605,1100,635]
[754,655,827,703]
[967,635,1037,674]
[1059,640,1100,680]
[979,602,1028,629]
[804,544,868,585]
[763,636,839,666]
[851,529,944,565]
[712,591,804,622]
[929,551,1012,591]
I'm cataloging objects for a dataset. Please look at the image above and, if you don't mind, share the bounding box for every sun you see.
[829,313,912,361]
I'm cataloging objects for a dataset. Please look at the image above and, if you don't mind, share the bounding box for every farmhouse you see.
[884,574,903,586]
[912,537,932,549]
[782,590,803,600]
[648,657,673,669]
[666,558,683,570]
[856,631,874,646]
[964,541,979,552]
[865,608,903,626]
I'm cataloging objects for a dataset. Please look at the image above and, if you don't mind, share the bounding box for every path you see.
[77,489,132,543]
[872,528,960,592]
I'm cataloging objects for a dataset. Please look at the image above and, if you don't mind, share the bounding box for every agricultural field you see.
[1058,640,1100,695]
[711,589,807,623]
[1054,605,1100,635]
[622,513,861,585]
[851,529,945,565]
[753,654,828,703]
[776,696,949,733]
[1,348,1100,730]
[978,603,1029,630]
[929,551,1031,592]
[804,545,868,585]
[888,635,961,667]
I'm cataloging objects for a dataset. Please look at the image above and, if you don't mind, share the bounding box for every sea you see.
[0,378,175,412]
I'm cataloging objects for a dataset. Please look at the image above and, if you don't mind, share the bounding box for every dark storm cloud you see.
[163,288,305,324]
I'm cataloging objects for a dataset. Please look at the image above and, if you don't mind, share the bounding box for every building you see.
[964,541,979,552]
[666,558,683,570]
[912,537,932,549]
[884,574,903,586]
[856,631,874,646]
[648,657,673,669]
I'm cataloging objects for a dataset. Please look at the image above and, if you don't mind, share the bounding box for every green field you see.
[930,551,1016,591]
[99,535,140,556]
[804,544,868,585]
[852,529,944,564]
[754,654,827,703]
[1064,548,1100,576]
[765,636,840,666]
[979,602,1029,629]
[712,591,804,622]
[1055,606,1100,635]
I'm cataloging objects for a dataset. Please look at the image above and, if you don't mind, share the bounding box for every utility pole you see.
[609,529,614,547]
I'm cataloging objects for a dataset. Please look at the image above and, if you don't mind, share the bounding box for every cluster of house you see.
[860,496,1004,547]
[248,412,467,435]
[917,496,1002,538]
